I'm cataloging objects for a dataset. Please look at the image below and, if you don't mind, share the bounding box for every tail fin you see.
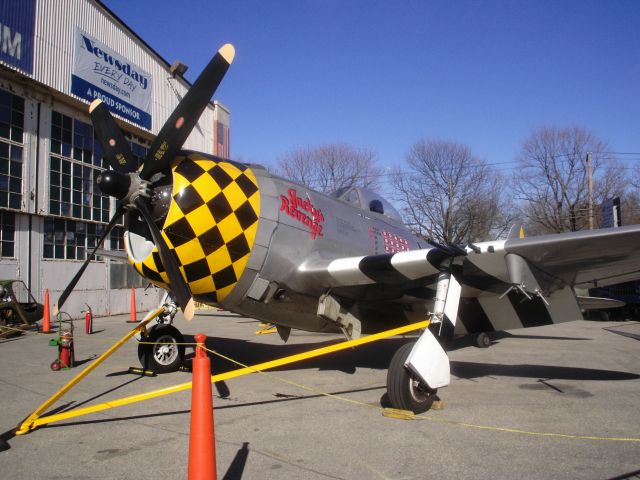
[506,220,526,239]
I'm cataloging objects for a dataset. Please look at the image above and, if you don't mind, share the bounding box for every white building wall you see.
[33,0,215,152]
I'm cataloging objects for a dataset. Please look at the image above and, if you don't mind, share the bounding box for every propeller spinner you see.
[54,43,236,321]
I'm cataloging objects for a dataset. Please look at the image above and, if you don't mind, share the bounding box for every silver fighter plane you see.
[56,43,640,413]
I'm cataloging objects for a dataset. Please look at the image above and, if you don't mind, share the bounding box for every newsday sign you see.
[71,29,152,129]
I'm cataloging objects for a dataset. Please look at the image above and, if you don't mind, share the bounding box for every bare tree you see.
[392,140,508,244]
[620,193,640,226]
[513,126,625,233]
[275,143,380,193]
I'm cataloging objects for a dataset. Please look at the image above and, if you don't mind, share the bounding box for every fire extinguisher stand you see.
[49,313,75,371]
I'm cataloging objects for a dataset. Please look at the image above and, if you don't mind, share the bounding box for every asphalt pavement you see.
[0,309,639,479]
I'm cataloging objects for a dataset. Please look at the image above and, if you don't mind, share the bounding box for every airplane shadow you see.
[193,312,242,318]
[177,334,638,385]
[181,334,409,375]
[451,361,639,381]
[444,331,590,351]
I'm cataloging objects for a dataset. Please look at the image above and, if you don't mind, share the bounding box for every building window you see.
[0,89,24,210]
[110,226,125,251]
[43,218,105,261]
[49,111,111,222]
[130,141,147,170]
[0,210,15,257]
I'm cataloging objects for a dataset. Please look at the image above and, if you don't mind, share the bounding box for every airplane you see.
[54,43,640,414]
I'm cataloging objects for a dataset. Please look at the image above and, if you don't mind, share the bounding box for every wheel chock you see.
[127,367,157,377]
[382,408,415,420]
[255,324,277,335]
[431,399,445,410]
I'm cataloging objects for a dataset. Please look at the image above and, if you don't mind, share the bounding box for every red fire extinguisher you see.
[83,304,93,335]
[50,327,75,371]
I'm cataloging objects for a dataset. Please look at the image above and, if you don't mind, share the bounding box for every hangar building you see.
[0,0,231,317]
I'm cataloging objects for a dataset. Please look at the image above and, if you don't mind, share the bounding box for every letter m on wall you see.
[0,0,36,75]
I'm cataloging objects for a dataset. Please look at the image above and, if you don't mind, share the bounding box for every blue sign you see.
[0,0,36,75]
[71,29,153,130]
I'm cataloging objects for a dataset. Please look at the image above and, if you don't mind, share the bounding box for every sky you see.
[101,0,640,177]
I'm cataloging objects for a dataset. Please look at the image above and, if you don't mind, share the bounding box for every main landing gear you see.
[386,342,438,413]
[385,271,461,413]
[138,324,185,373]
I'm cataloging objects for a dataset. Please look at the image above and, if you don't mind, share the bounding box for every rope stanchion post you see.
[188,333,216,480]
[42,289,51,334]
[127,288,137,323]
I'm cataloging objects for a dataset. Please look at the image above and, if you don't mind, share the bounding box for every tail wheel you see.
[476,332,491,348]
[386,342,437,413]
[138,324,185,373]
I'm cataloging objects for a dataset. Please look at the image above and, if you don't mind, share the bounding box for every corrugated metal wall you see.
[0,0,224,317]
[33,0,215,152]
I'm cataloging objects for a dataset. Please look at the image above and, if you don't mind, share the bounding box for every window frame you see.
[0,88,25,211]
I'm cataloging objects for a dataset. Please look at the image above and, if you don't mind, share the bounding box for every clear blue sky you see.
[102,0,639,174]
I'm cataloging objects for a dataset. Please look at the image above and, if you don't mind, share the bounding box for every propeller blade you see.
[54,206,125,315]
[140,43,235,180]
[133,197,195,320]
[89,99,137,173]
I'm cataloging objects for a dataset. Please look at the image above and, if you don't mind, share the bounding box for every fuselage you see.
[125,152,428,332]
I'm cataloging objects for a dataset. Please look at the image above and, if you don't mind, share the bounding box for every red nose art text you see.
[280,189,324,239]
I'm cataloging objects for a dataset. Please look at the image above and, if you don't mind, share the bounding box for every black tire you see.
[138,324,185,373]
[476,332,491,348]
[386,342,437,413]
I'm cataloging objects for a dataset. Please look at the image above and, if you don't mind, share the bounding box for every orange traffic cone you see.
[127,288,137,323]
[42,289,51,334]
[188,333,216,480]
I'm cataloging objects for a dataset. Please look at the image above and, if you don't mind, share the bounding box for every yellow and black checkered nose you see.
[131,154,260,304]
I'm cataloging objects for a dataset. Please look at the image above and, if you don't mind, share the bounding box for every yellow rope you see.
[203,346,640,443]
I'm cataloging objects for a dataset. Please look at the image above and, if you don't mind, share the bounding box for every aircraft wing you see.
[502,224,640,289]
[299,225,640,293]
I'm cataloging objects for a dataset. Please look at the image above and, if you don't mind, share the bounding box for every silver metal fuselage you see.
[219,165,426,333]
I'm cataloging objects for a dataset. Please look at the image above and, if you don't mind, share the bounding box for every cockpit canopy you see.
[331,187,403,222]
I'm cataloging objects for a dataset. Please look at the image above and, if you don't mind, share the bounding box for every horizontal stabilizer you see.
[576,296,625,311]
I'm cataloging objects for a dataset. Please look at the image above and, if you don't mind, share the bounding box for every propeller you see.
[89,99,138,173]
[133,197,194,320]
[141,43,235,180]
[54,43,235,320]
[53,205,126,316]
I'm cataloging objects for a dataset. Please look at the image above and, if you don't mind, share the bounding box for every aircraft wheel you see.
[386,342,437,414]
[476,332,491,348]
[138,324,185,373]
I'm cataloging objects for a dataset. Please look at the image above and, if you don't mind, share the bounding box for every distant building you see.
[0,0,231,317]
